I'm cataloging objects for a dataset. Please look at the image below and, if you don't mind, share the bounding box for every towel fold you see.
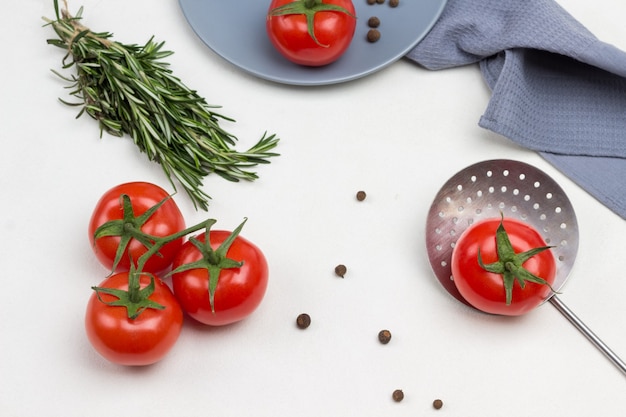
[406,0,626,219]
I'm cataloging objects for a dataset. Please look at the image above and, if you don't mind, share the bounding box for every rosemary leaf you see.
[43,1,279,210]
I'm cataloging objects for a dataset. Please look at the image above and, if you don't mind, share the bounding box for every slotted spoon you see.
[426,159,626,375]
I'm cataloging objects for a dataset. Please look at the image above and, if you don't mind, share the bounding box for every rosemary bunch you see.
[43,1,279,211]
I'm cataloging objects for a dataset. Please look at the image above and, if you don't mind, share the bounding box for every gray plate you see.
[178,0,448,86]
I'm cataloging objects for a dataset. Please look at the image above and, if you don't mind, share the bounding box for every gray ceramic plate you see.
[178,0,448,86]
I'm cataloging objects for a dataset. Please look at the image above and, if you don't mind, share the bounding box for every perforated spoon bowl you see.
[426,159,626,375]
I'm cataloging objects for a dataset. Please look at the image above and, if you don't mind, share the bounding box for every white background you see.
[2,1,625,416]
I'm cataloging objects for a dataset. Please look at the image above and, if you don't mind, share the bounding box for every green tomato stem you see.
[91,263,166,320]
[268,0,356,47]
[477,214,556,306]
[167,218,248,313]
[92,193,247,319]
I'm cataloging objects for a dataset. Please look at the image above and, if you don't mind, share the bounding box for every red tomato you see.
[266,0,357,66]
[88,182,186,274]
[171,229,269,326]
[85,272,183,366]
[451,217,556,316]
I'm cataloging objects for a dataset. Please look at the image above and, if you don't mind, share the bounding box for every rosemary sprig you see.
[43,0,279,211]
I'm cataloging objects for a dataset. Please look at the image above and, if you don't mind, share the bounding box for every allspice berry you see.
[367,17,380,28]
[356,190,367,201]
[378,329,392,344]
[367,29,381,43]
[296,313,311,329]
[433,399,444,409]
[335,264,347,278]
[392,389,404,402]
[389,0,399,7]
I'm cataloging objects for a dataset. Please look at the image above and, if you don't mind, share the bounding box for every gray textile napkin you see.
[405,0,626,219]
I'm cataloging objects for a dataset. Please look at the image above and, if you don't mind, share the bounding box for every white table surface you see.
[2,1,625,416]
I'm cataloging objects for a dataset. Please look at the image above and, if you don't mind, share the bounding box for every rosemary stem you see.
[44,1,279,211]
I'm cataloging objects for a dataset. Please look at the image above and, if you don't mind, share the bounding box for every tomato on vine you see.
[85,268,183,366]
[170,219,269,326]
[85,181,269,365]
[88,182,186,274]
[266,0,357,66]
[451,216,557,316]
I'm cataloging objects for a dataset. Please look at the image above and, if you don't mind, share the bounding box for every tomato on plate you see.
[451,216,556,316]
[88,182,186,274]
[171,219,269,326]
[266,0,357,67]
[85,271,183,366]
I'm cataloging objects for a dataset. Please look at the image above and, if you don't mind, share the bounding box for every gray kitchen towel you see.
[405,0,626,219]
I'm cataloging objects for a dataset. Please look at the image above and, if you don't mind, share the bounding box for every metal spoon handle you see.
[550,295,626,376]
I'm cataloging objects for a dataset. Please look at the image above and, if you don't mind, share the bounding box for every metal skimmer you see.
[426,159,626,376]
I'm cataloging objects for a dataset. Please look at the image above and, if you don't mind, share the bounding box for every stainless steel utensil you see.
[426,159,626,375]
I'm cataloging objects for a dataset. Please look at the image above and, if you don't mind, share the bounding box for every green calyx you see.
[168,218,247,314]
[92,264,166,320]
[477,215,556,306]
[268,0,356,47]
[93,194,170,273]
[91,193,236,319]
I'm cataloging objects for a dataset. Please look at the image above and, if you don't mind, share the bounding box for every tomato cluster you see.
[86,182,269,366]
